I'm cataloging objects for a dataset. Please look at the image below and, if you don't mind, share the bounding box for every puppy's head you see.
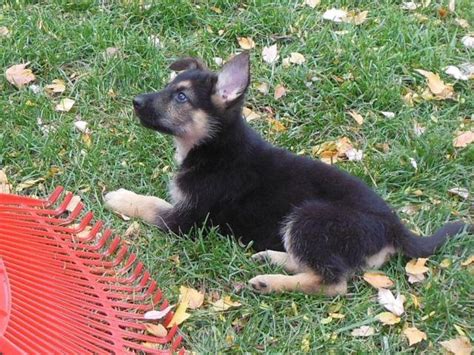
[133,52,250,144]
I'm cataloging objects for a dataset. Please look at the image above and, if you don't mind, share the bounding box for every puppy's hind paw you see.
[248,275,271,294]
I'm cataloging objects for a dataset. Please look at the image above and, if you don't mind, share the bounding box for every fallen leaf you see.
[211,6,222,14]
[440,336,472,355]
[345,148,363,161]
[408,273,426,284]
[415,69,455,100]
[274,84,287,100]
[55,98,75,112]
[406,258,429,275]
[141,342,161,349]
[401,2,420,10]
[363,271,394,289]
[400,204,420,215]
[81,133,92,147]
[267,118,287,132]
[289,52,305,65]
[409,157,418,170]
[74,120,89,133]
[66,195,81,212]
[144,305,174,320]
[256,82,269,95]
[329,312,345,319]
[461,255,474,266]
[413,121,426,136]
[304,0,320,8]
[322,8,348,22]
[351,326,375,337]
[262,44,279,64]
[345,10,369,25]
[213,57,223,66]
[179,286,204,310]
[320,316,332,324]
[454,324,466,337]
[448,187,469,200]
[0,26,10,37]
[144,323,167,337]
[347,110,364,125]
[211,295,241,311]
[453,131,474,148]
[438,7,449,18]
[5,63,36,89]
[440,258,452,268]
[410,293,421,309]
[104,47,120,59]
[403,326,427,346]
[167,299,190,327]
[124,221,141,238]
[0,170,12,194]
[454,18,469,29]
[15,178,45,192]
[444,64,474,80]
[44,79,66,95]
[461,36,474,49]
[448,0,455,11]
[378,288,405,316]
[377,312,401,325]
[237,37,255,50]
[243,107,261,121]
[148,35,162,48]
[381,111,395,118]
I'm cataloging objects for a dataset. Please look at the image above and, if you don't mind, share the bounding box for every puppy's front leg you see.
[104,188,172,224]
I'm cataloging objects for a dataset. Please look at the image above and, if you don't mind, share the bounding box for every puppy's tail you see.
[399,221,473,258]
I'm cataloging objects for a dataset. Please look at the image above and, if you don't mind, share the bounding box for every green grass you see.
[1,0,473,353]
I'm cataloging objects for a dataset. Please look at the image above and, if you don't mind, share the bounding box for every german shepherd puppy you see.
[105,52,472,296]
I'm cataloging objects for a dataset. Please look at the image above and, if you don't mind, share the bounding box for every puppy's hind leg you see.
[104,188,172,224]
[251,250,302,273]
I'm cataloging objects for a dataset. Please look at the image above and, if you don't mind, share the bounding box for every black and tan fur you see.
[105,52,472,296]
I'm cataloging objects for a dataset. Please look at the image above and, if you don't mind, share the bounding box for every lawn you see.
[1,0,473,353]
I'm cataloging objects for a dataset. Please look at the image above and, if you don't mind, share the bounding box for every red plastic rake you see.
[0,187,185,354]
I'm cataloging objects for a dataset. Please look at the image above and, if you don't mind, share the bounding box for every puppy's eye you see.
[175,92,188,103]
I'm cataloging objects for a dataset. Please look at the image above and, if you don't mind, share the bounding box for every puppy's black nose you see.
[133,95,146,110]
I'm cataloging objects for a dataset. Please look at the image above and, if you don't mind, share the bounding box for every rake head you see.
[0,187,185,354]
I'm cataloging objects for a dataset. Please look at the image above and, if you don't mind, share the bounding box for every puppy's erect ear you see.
[169,57,207,71]
[215,51,250,105]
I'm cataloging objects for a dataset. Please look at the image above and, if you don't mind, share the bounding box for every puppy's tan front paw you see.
[249,275,272,294]
[104,188,138,216]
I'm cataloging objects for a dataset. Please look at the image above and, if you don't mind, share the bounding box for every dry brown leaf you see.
[347,110,364,125]
[405,258,429,275]
[322,8,347,22]
[262,44,279,64]
[0,170,12,194]
[243,107,261,121]
[440,336,472,355]
[81,133,92,147]
[274,84,287,100]
[378,288,405,316]
[363,271,394,289]
[142,342,161,349]
[289,52,305,65]
[179,286,204,310]
[448,187,469,200]
[461,36,474,49]
[346,10,369,25]
[403,327,427,346]
[377,312,401,325]
[454,18,470,29]
[415,69,455,99]
[351,326,375,337]
[461,255,474,266]
[211,295,241,311]
[256,82,269,95]
[267,118,287,133]
[74,120,89,133]
[15,178,45,192]
[444,64,474,81]
[55,98,75,112]
[44,79,66,95]
[304,0,320,8]
[0,26,10,37]
[453,131,474,148]
[144,323,168,337]
[124,221,141,239]
[237,37,255,50]
[5,63,36,89]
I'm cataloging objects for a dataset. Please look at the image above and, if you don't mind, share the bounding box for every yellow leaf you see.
[415,69,455,100]
[210,6,222,14]
[403,326,427,346]
[410,293,421,309]
[81,133,92,147]
[347,110,364,125]
[453,131,474,148]
[211,295,241,311]
[320,316,332,324]
[15,178,45,192]
[461,255,474,266]
[345,10,369,25]
[5,62,36,89]
[329,312,345,319]
[167,297,190,328]
[243,107,261,121]
[274,84,287,100]
[55,98,75,112]
[0,170,12,194]
[377,312,401,325]
[289,52,305,65]
[363,271,394,289]
[267,118,287,133]
[440,258,452,268]
[144,323,168,337]
[237,37,255,50]
[440,336,472,355]
[45,79,66,95]
[179,286,204,310]
[405,258,429,275]
[453,324,466,337]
